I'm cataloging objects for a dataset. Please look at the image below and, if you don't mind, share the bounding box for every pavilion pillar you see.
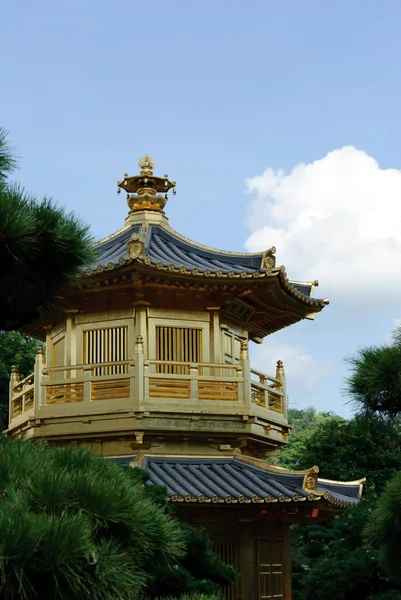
[9,365,19,426]
[239,523,255,600]
[282,524,293,600]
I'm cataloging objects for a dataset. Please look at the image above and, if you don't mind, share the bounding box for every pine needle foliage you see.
[365,471,401,583]
[345,344,401,416]
[0,128,17,182]
[132,468,238,598]
[0,129,95,330]
[0,439,185,600]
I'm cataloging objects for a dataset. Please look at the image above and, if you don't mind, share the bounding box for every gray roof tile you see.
[89,222,318,303]
[109,456,361,507]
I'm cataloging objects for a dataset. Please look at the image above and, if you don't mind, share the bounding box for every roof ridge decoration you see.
[117,155,176,214]
[93,223,132,247]
[232,451,320,475]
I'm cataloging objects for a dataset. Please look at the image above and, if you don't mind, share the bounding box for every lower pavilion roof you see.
[110,454,364,509]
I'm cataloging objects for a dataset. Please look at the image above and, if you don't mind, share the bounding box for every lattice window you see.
[83,326,128,375]
[256,539,284,599]
[212,540,239,600]
[156,326,202,373]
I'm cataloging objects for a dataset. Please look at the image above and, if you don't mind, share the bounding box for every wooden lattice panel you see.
[46,383,84,404]
[156,326,202,373]
[149,377,191,399]
[91,378,130,401]
[83,327,128,375]
[198,381,239,401]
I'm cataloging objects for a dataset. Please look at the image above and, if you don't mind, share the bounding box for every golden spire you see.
[117,155,176,214]
[138,154,155,176]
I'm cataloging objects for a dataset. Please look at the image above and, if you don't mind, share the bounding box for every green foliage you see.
[145,596,220,600]
[0,127,17,183]
[0,439,185,599]
[270,407,343,468]
[0,129,95,330]
[365,471,401,582]
[345,343,401,416]
[0,331,40,428]
[287,411,401,599]
[367,593,401,600]
[292,499,401,600]
[132,469,237,599]
[294,414,401,493]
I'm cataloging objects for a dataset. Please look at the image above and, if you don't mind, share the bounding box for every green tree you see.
[271,407,343,468]
[0,331,40,429]
[288,414,401,600]
[294,414,401,492]
[135,469,237,598]
[0,439,235,600]
[365,470,401,583]
[0,128,17,182]
[0,439,185,600]
[345,341,401,416]
[0,128,95,330]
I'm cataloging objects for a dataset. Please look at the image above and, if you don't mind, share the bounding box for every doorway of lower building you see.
[256,538,284,599]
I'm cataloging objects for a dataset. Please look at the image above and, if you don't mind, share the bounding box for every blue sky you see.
[2,1,401,416]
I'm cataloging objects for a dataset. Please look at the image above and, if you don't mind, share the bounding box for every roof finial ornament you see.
[117,155,176,214]
[138,154,155,176]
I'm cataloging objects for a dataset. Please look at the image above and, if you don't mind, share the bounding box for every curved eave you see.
[77,256,328,311]
[166,492,355,509]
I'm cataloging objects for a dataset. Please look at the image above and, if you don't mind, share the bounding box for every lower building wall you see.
[176,507,292,600]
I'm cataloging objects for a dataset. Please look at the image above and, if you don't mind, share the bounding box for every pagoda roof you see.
[111,454,364,510]
[85,221,326,310]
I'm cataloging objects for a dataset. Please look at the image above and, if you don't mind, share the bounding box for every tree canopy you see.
[270,407,343,469]
[289,328,401,599]
[365,471,401,584]
[346,343,401,416]
[0,128,95,330]
[0,439,236,600]
[289,411,401,600]
[0,331,39,429]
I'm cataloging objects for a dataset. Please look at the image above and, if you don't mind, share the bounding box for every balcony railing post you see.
[83,367,92,403]
[240,340,251,407]
[190,365,199,400]
[34,346,45,409]
[144,361,150,402]
[276,360,287,416]
[9,365,19,425]
[134,335,144,410]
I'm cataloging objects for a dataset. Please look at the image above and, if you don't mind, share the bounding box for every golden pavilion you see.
[7,155,364,600]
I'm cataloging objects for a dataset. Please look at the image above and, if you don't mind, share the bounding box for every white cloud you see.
[250,341,333,393]
[245,147,401,303]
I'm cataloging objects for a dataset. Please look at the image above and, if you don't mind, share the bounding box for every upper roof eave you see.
[77,256,327,311]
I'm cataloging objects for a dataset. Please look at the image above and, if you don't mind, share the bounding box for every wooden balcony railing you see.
[250,363,286,414]
[146,360,244,402]
[8,338,287,426]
